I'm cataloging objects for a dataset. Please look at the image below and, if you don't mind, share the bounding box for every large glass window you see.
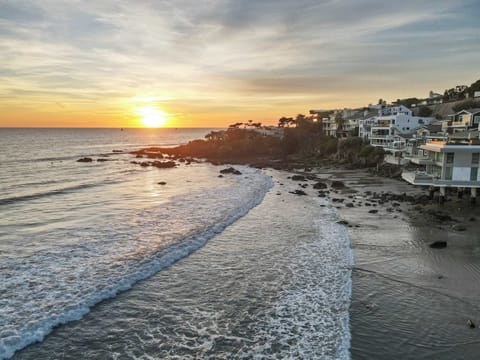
[445,167,453,180]
[472,153,479,164]
[446,153,454,164]
[471,167,478,181]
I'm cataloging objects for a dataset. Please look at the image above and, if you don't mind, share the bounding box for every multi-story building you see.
[443,108,480,133]
[402,130,480,202]
[360,105,434,151]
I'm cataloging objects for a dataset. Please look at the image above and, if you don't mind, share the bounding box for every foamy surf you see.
[0,166,273,359]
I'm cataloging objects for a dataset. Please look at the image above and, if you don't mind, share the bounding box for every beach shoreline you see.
[292,167,480,359]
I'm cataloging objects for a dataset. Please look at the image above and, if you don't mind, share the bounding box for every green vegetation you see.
[154,116,385,169]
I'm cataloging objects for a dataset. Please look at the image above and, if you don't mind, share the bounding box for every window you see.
[445,167,453,180]
[392,119,395,124]
[471,167,478,181]
[446,153,454,164]
[472,153,479,164]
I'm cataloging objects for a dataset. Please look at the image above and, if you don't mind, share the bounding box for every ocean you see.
[0,128,352,359]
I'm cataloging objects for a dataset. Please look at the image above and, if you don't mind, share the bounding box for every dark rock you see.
[313,181,328,189]
[152,161,176,168]
[77,157,93,162]
[135,155,143,158]
[429,241,447,249]
[469,217,476,222]
[427,210,453,222]
[290,190,307,196]
[218,175,223,178]
[337,220,349,225]
[467,320,476,329]
[112,150,123,153]
[345,203,354,208]
[158,181,167,185]
[368,209,378,214]
[331,180,345,189]
[220,167,242,175]
[291,175,306,181]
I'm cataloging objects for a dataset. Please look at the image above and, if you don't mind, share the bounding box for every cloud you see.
[0,0,479,125]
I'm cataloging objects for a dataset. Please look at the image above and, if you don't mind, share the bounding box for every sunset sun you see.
[136,106,169,128]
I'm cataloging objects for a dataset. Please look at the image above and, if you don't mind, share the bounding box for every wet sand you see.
[316,168,480,359]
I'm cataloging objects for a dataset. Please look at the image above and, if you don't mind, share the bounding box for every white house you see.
[402,130,480,202]
[367,105,434,151]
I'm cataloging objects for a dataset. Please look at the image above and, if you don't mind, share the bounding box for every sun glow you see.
[136,106,169,128]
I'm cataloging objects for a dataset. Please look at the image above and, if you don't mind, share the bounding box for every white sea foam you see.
[241,205,353,359]
[0,166,273,359]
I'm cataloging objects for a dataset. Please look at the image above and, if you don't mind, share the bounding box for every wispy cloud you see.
[0,0,479,126]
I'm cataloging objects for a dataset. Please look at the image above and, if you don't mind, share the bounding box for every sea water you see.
[0,128,352,359]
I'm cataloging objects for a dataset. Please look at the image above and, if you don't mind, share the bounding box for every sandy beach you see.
[304,168,480,359]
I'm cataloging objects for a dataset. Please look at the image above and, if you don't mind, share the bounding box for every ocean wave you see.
[0,167,273,359]
[0,181,117,206]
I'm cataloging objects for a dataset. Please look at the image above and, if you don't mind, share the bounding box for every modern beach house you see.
[368,105,434,152]
[443,108,480,133]
[357,105,434,152]
[402,130,480,202]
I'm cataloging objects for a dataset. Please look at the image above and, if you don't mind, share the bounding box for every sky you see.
[0,0,479,128]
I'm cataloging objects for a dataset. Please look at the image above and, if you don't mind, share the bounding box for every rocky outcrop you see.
[290,190,307,196]
[130,160,176,168]
[313,181,328,189]
[429,241,447,249]
[331,180,345,189]
[220,167,242,175]
[291,175,307,181]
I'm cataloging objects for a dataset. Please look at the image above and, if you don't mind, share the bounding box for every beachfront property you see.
[322,112,338,137]
[402,130,480,202]
[359,105,434,152]
[309,108,361,137]
[442,108,480,133]
[404,122,445,163]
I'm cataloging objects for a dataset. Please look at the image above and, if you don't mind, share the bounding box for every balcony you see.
[402,171,435,185]
[404,155,434,165]
[402,171,480,187]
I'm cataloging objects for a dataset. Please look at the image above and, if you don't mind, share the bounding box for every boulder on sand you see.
[291,175,306,181]
[331,180,345,189]
[313,181,328,189]
[77,157,93,162]
[290,190,307,196]
[429,241,447,249]
[220,167,242,175]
